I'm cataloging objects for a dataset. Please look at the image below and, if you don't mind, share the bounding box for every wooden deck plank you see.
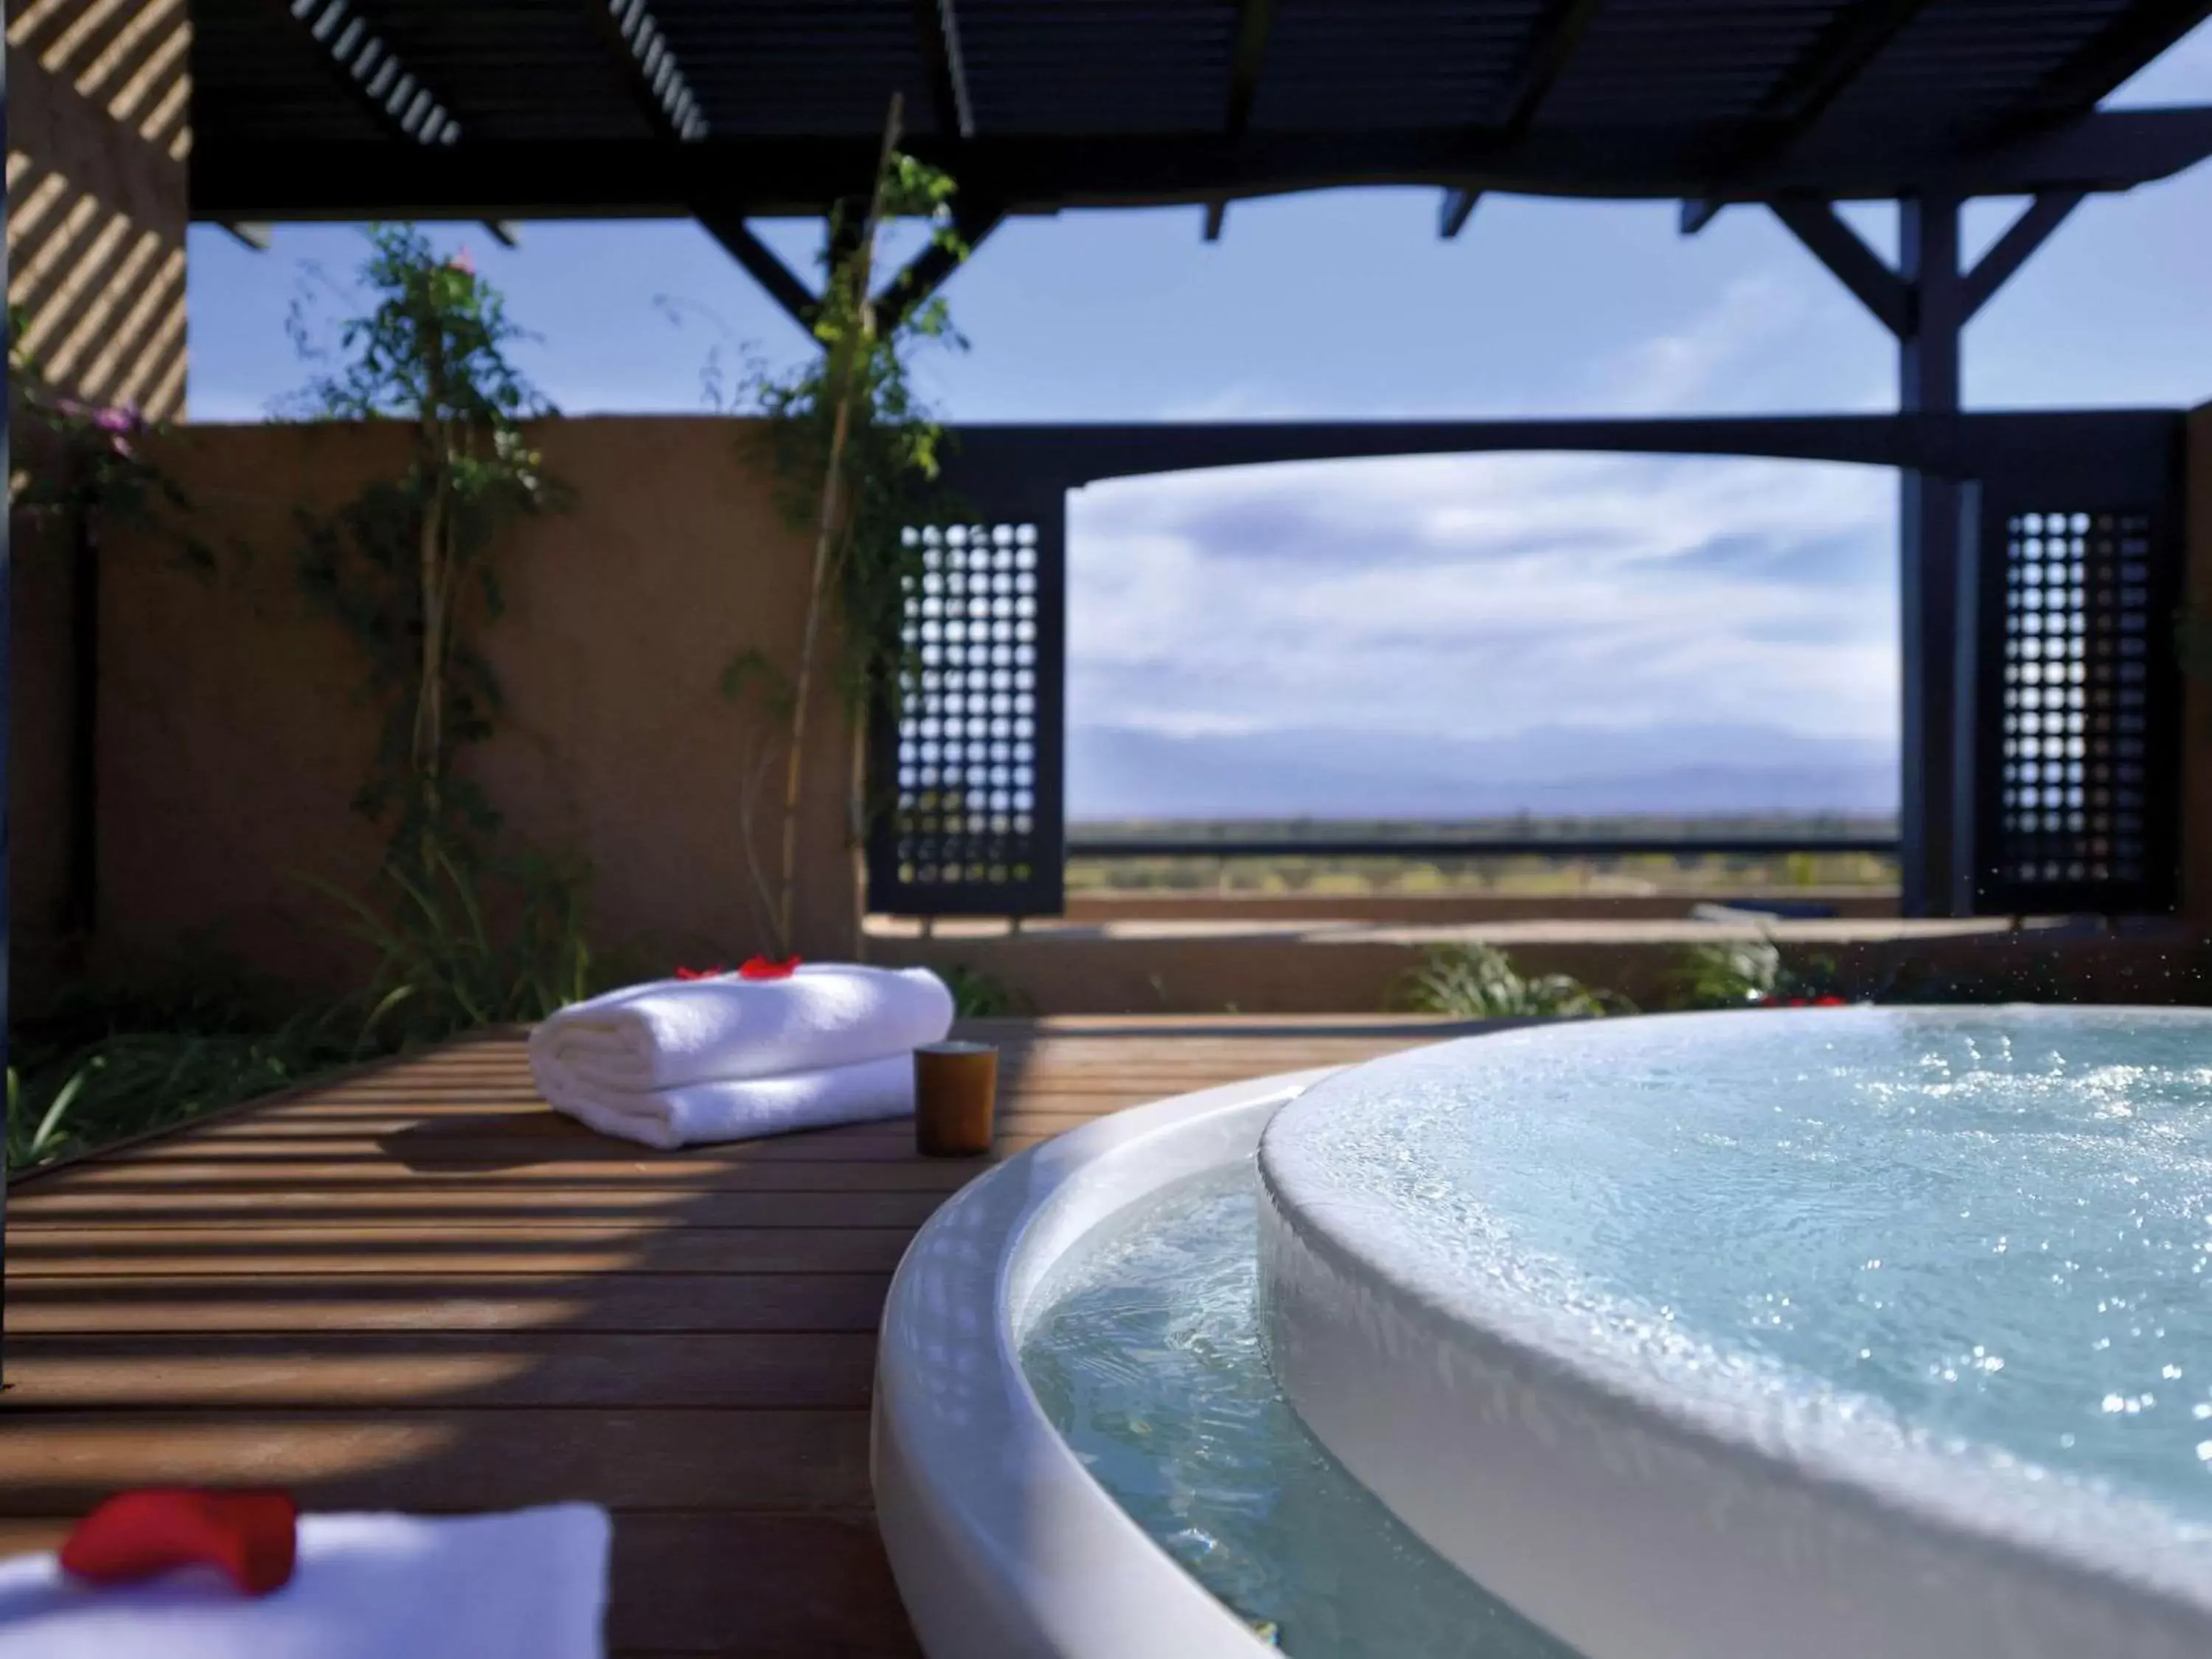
[1,1225,920,1276]
[5,1273,896,1333]
[2,1331,879,1410]
[7,1188,955,1227]
[0,1018,1481,1655]
[0,1409,874,1514]
[605,1513,921,1657]
[36,1158,999,1192]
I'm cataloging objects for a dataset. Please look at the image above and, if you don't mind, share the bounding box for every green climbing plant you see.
[7,300,195,531]
[714,97,975,955]
[285,226,566,846]
[284,226,594,1046]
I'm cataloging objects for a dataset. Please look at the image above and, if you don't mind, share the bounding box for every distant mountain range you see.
[1066,722,1898,821]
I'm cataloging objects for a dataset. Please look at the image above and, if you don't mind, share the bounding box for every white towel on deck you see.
[527,964,952,1092]
[0,1503,610,1659]
[534,1050,916,1150]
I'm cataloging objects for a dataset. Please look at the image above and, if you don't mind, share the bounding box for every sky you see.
[187,24,2212,820]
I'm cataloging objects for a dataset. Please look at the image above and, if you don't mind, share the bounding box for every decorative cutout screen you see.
[1986,507,2170,908]
[866,514,1065,917]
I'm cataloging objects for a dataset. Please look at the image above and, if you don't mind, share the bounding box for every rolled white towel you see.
[537,1051,916,1150]
[0,1503,610,1659]
[528,964,952,1093]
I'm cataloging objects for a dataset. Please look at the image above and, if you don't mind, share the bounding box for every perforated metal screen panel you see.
[865,504,1066,917]
[1959,500,2182,915]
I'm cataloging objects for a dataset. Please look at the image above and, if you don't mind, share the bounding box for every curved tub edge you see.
[872,1065,1344,1659]
[1256,1009,2212,1659]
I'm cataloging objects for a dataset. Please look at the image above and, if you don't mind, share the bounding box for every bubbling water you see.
[1021,1006,2212,1656]
[1021,1164,1578,1658]
[1278,1006,2212,1523]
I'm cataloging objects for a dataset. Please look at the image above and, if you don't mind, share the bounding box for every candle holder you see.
[914,1041,998,1157]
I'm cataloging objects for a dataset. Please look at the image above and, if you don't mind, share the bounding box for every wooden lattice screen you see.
[865,501,1066,917]
[1958,496,2183,915]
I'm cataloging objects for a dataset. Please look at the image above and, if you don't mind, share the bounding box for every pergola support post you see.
[1,15,12,1371]
[1764,189,2084,917]
[1898,192,1964,919]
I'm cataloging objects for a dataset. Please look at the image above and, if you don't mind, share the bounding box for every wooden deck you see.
[0,1015,1487,1657]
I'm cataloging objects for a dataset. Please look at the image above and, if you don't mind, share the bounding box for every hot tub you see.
[874,1007,2212,1659]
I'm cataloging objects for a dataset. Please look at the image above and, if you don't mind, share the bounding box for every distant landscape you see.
[1066,721,1898,821]
[1065,812,1901,897]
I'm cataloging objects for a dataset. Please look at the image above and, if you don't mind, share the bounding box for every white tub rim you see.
[872,1065,1340,1659]
[1258,1004,2212,1659]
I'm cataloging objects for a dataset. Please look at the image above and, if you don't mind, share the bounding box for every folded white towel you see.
[0,1504,609,1659]
[538,1051,916,1150]
[528,964,952,1093]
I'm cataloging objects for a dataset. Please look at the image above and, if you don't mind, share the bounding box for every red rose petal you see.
[672,965,726,981]
[737,956,801,981]
[61,1489,298,1596]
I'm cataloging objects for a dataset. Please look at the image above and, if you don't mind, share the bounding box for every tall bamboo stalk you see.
[412,319,451,850]
[776,91,903,956]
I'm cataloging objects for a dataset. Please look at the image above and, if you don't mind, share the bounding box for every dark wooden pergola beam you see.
[1677,198,1722,234]
[694,192,1001,346]
[189,108,2212,221]
[1438,188,1480,238]
[1497,0,1607,130]
[1977,0,2212,145]
[217,218,517,254]
[1770,187,2090,340]
[589,0,811,324]
[1768,198,1912,333]
[694,210,823,338]
[1441,0,1605,237]
[1757,0,1933,134]
[1956,189,2085,319]
[1204,0,1277,240]
[1680,0,1933,234]
[588,0,706,143]
[912,0,975,138]
[264,0,526,248]
[876,198,1004,333]
[269,0,461,145]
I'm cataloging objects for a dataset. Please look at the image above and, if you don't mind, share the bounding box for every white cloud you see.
[1068,273,1906,762]
[1579,274,1890,416]
[1070,445,1899,749]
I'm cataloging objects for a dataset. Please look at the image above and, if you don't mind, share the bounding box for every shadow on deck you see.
[0,1016,1495,1656]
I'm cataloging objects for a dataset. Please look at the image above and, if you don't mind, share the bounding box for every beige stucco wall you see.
[94,417,860,995]
[9,509,80,1010]
[7,0,190,420]
[2187,403,2212,928]
[7,0,192,1008]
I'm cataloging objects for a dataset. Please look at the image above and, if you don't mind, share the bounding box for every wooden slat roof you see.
[191,0,2212,220]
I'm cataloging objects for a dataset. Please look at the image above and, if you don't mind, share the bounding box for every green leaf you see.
[29,1063,93,1158]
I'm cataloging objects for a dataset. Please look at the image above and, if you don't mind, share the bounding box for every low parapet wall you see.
[871,918,2210,1016]
[1057,890,1900,926]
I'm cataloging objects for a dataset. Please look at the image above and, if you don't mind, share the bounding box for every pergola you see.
[187,0,2212,919]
